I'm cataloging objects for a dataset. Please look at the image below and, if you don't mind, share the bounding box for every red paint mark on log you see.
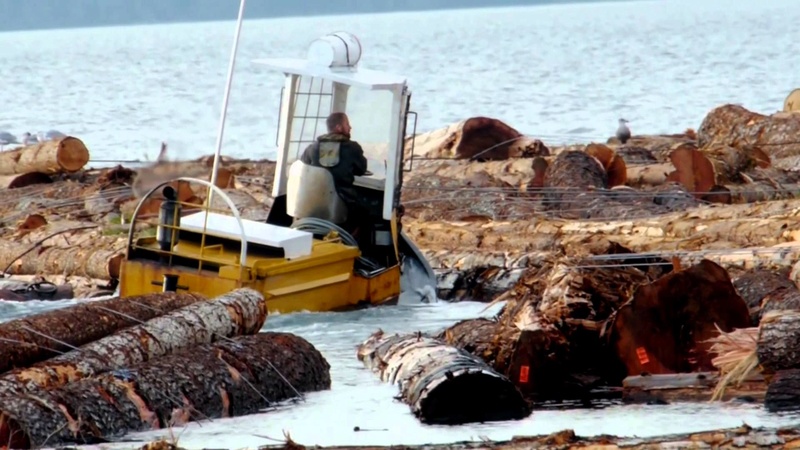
[519,365,530,383]
[636,347,650,365]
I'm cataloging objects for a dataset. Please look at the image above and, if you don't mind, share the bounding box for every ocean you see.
[1,0,799,447]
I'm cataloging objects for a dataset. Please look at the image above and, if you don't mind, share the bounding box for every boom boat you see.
[118,32,436,314]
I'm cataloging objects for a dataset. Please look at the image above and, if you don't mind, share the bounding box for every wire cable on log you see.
[1,225,98,277]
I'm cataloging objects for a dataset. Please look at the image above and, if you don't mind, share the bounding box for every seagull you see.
[616,118,631,145]
[36,129,67,143]
[21,132,37,146]
[0,131,18,150]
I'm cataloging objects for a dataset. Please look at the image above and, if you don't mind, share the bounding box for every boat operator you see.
[300,112,370,235]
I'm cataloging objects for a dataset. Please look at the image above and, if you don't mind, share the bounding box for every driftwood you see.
[0,137,89,175]
[764,368,800,412]
[404,117,547,160]
[356,330,531,424]
[606,260,751,378]
[756,311,800,374]
[256,425,800,450]
[0,291,207,374]
[0,332,330,448]
[0,288,267,397]
[0,238,125,280]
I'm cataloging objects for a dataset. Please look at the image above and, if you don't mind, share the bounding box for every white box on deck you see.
[180,211,313,259]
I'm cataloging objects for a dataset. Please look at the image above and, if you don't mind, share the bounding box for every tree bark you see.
[606,260,752,379]
[356,331,531,424]
[0,288,267,398]
[0,238,125,280]
[0,137,89,175]
[764,368,800,413]
[756,311,800,373]
[542,150,608,212]
[697,104,800,161]
[0,291,207,374]
[733,268,796,325]
[0,332,330,448]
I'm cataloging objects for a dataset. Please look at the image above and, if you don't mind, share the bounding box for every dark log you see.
[0,332,330,448]
[0,172,53,189]
[0,291,206,374]
[404,117,527,160]
[764,368,800,413]
[607,260,751,378]
[756,311,800,373]
[733,268,796,325]
[356,330,531,424]
[0,288,267,397]
[622,372,765,404]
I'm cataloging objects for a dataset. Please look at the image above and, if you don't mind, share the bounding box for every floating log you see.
[0,332,330,448]
[404,117,546,160]
[697,104,800,163]
[439,317,573,401]
[622,372,766,404]
[0,279,74,302]
[0,137,89,175]
[0,172,53,189]
[0,239,125,280]
[0,287,267,397]
[0,291,206,374]
[607,260,751,377]
[756,310,800,374]
[764,368,800,412]
[356,330,531,424]
[733,268,796,325]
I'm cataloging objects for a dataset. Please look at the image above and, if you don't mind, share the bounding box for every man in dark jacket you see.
[300,112,369,230]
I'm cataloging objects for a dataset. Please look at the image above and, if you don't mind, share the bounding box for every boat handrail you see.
[125,177,249,268]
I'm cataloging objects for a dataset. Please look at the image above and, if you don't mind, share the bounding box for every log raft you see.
[356,331,531,424]
[0,291,207,374]
[0,332,331,448]
[0,288,268,397]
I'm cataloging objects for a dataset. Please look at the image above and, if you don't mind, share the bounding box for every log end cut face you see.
[57,137,91,173]
[609,260,751,379]
[458,117,523,160]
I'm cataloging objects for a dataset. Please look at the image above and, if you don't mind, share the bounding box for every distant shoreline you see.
[0,0,633,34]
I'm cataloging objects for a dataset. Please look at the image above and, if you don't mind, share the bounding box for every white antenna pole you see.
[208,0,247,207]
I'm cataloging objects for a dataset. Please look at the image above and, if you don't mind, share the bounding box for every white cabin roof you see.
[253,57,407,90]
[180,211,313,259]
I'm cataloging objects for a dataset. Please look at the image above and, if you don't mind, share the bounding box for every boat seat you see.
[286,160,348,224]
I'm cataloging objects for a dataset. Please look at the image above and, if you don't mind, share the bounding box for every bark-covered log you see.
[0,137,90,175]
[0,172,53,189]
[0,288,267,397]
[698,104,800,164]
[542,150,607,212]
[756,311,800,373]
[764,368,800,413]
[404,118,545,160]
[700,144,771,184]
[733,268,796,325]
[356,330,531,424]
[622,372,766,404]
[0,332,330,448]
[0,239,125,280]
[606,260,751,378]
[0,291,207,374]
[438,317,573,401]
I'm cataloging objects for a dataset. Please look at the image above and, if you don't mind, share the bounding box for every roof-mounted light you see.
[307,32,362,70]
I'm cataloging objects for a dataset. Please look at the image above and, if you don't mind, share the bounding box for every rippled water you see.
[1,0,800,446]
[1,0,798,164]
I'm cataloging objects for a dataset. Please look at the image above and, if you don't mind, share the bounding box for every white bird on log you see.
[0,131,18,150]
[616,118,631,144]
[36,129,67,143]
[21,132,37,146]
